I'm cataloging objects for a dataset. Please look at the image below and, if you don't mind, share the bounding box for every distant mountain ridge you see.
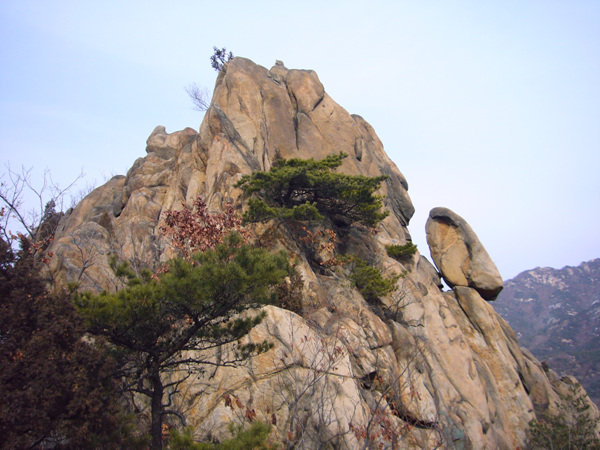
[494,259,600,405]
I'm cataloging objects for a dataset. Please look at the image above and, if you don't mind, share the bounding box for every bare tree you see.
[0,164,83,250]
[273,318,356,449]
[354,351,445,450]
[267,305,446,449]
[185,84,211,112]
[64,226,112,291]
[69,180,98,209]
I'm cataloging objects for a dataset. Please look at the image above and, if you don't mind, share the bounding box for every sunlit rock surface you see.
[426,207,504,300]
[49,57,598,448]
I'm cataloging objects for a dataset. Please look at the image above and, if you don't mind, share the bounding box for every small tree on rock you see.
[211,46,233,71]
[235,152,389,228]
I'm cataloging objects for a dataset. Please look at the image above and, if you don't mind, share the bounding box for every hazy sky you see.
[1,1,599,279]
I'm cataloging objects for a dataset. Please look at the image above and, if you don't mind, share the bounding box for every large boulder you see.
[426,207,504,300]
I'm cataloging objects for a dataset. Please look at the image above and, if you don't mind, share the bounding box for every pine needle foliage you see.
[385,243,418,261]
[339,255,401,303]
[0,236,133,449]
[211,47,233,72]
[235,152,389,227]
[168,422,273,449]
[75,232,292,449]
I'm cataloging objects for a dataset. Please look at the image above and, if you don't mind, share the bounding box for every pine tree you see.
[75,203,292,450]
[0,236,128,449]
[235,152,389,227]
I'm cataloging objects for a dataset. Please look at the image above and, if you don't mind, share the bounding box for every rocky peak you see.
[48,58,598,448]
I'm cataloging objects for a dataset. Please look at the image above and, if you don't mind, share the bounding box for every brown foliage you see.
[273,269,304,314]
[161,196,249,259]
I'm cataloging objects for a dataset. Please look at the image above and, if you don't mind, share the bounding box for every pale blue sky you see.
[1,1,599,279]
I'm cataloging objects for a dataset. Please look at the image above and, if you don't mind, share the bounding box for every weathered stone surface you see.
[177,306,368,448]
[47,57,599,448]
[286,69,324,114]
[426,207,504,300]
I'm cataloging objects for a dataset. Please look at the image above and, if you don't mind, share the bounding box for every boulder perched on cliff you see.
[426,207,504,300]
[47,57,598,448]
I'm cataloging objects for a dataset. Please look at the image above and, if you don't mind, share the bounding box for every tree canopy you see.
[0,235,128,449]
[235,152,389,227]
[75,232,292,449]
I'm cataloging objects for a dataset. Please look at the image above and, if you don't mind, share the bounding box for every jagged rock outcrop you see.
[426,207,504,300]
[48,57,598,448]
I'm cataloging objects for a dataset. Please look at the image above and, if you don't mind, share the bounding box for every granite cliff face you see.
[48,58,598,448]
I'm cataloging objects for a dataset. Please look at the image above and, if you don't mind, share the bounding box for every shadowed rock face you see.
[426,207,504,300]
[48,57,598,448]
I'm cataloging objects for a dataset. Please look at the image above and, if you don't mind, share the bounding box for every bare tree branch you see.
[185,83,211,112]
[0,163,84,249]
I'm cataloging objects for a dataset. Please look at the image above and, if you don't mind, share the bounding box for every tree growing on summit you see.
[211,46,233,71]
[185,46,233,111]
[235,152,390,227]
[75,203,293,449]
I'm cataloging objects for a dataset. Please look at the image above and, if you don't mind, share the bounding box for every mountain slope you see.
[494,259,600,405]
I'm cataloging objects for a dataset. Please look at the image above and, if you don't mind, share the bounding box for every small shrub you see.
[386,243,417,261]
[341,256,401,303]
[526,384,600,449]
[161,196,249,259]
[211,47,233,72]
[296,226,338,268]
[274,269,304,314]
[219,422,273,450]
[168,422,273,449]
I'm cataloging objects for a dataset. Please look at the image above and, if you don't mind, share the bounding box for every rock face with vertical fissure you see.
[48,57,598,448]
